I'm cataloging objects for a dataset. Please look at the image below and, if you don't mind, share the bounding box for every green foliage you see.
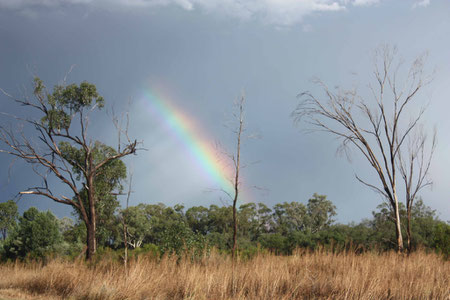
[235,240,259,260]
[306,193,337,233]
[66,142,127,247]
[118,203,211,259]
[238,203,273,241]
[125,204,210,258]
[62,221,86,245]
[273,201,307,234]
[2,193,446,261]
[2,207,62,260]
[186,206,210,235]
[367,199,445,252]
[208,205,233,235]
[432,222,450,259]
[258,233,287,254]
[36,78,104,131]
[285,231,318,253]
[159,220,209,258]
[272,194,336,235]
[207,231,232,250]
[142,203,185,244]
[0,200,18,240]
[121,204,152,248]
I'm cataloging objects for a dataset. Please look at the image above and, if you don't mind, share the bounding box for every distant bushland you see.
[1,194,448,262]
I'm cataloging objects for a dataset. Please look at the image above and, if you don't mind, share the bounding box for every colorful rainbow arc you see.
[140,88,235,197]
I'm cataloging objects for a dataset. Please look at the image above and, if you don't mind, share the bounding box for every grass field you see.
[0,249,448,299]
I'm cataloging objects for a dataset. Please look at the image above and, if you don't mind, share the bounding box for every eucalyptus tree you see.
[186,206,211,235]
[0,200,18,240]
[306,193,336,233]
[273,201,307,234]
[238,202,273,241]
[2,207,61,260]
[0,78,139,259]
[121,203,152,249]
[293,45,434,252]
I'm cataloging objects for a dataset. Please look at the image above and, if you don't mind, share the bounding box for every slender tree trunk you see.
[231,98,243,261]
[123,173,132,270]
[406,206,412,253]
[231,149,240,261]
[123,220,128,270]
[393,194,404,253]
[86,172,97,260]
[232,194,238,261]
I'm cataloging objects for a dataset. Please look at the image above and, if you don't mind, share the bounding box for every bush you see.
[258,233,287,254]
[2,207,62,261]
[432,222,450,259]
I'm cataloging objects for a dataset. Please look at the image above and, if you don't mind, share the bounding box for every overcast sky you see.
[0,0,448,223]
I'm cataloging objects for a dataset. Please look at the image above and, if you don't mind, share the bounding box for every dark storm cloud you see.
[0,0,448,222]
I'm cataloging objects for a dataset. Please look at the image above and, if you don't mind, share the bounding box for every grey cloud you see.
[0,0,347,26]
[0,0,91,9]
[352,0,380,6]
[413,0,431,9]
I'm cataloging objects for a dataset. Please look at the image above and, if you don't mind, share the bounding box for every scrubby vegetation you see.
[1,195,449,263]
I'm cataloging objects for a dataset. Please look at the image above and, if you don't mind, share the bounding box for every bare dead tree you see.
[397,126,436,252]
[216,95,246,261]
[293,45,433,253]
[231,96,244,261]
[0,77,140,260]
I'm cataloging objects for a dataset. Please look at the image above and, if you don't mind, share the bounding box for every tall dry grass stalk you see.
[0,250,448,299]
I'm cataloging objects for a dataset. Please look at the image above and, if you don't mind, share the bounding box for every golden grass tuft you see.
[0,250,448,299]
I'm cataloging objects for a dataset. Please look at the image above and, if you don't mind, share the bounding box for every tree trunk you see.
[232,198,237,261]
[86,221,96,260]
[393,196,404,253]
[406,207,412,253]
[231,99,243,261]
[86,171,97,260]
[123,218,128,270]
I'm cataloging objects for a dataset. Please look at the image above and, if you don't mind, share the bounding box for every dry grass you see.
[0,250,448,300]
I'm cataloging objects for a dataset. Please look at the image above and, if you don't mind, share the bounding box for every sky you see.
[0,0,448,223]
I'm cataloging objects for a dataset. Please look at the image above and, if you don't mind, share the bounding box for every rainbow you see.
[140,85,236,198]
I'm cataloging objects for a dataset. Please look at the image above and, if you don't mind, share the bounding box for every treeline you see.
[1,194,448,261]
